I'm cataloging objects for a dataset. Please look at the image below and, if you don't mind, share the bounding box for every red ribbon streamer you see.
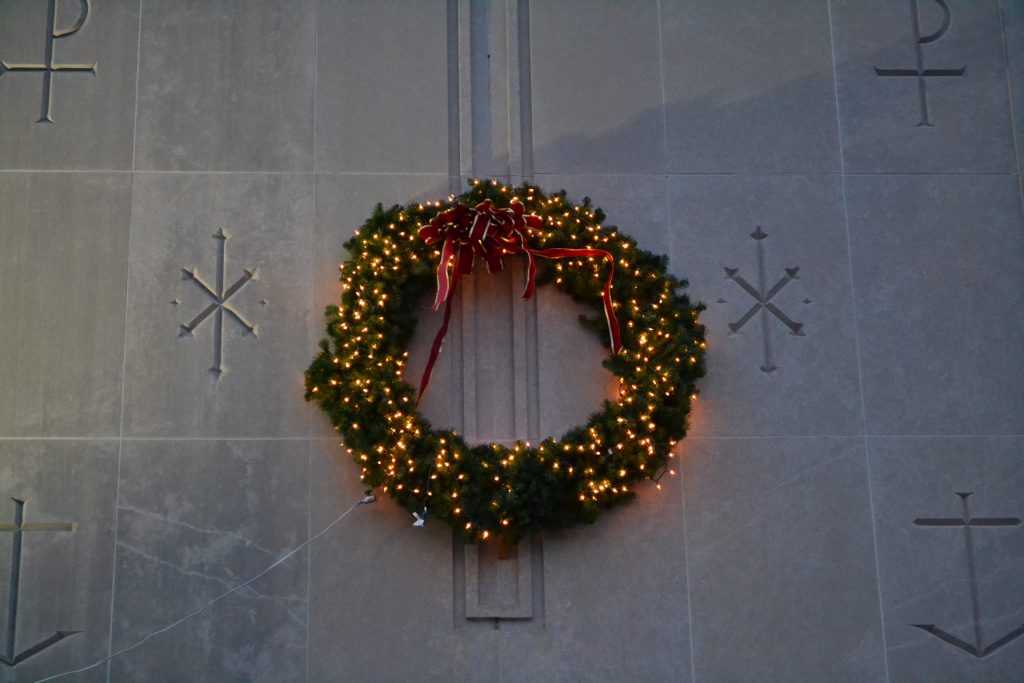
[416,199,622,403]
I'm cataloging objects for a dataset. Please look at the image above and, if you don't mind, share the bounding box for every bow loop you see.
[416,198,621,403]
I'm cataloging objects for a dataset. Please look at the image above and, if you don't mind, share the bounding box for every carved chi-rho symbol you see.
[0,0,97,123]
[874,0,965,127]
[0,498,79,667]
[177,228,260,377]
[720,226,806,374]
[912,492,1023,658]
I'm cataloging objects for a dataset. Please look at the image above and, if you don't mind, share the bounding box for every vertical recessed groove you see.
[473,274,482,439]
[449,0,468,601]
[467,0,491,442]
[448,0,468,448]
[525,290,540,443]
[447,0,462,194]
[451,285,466,435]
[448,0,468,440]
[530,534,545,627]
[459,0,474,180]
[470,0,492,175]
[489,0,511,180]
[516,0,533,181]
[460,278,477,440]
[508,262,523,438]
[503,0,518,180]
[515,0,539,442]
[515,5,543,638]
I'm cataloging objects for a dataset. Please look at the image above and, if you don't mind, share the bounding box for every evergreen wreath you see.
[305,179,706,544]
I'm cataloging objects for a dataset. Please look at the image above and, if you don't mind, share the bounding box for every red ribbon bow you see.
[416,199,622,403]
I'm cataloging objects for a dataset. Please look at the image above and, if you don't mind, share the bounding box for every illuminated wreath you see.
[305,180,706,543]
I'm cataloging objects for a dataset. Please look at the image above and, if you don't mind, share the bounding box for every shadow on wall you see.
[509,2,995,175]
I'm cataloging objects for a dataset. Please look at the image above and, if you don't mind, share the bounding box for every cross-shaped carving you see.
[722,226,805,373]
[0,0,96,123]
[0,498,78,667]
[873,0,965,127]
[178,228,259,377]
[912,492,1023,658]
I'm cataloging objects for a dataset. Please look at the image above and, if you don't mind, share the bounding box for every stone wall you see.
[1,1,1022,681]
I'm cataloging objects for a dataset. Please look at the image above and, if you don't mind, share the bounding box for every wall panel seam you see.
[826,1,891,680]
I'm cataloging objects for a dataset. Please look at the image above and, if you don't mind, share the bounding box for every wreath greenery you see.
[305,179,706,543]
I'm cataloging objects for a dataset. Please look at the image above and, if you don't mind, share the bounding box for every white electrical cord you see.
[33,494,377,683]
